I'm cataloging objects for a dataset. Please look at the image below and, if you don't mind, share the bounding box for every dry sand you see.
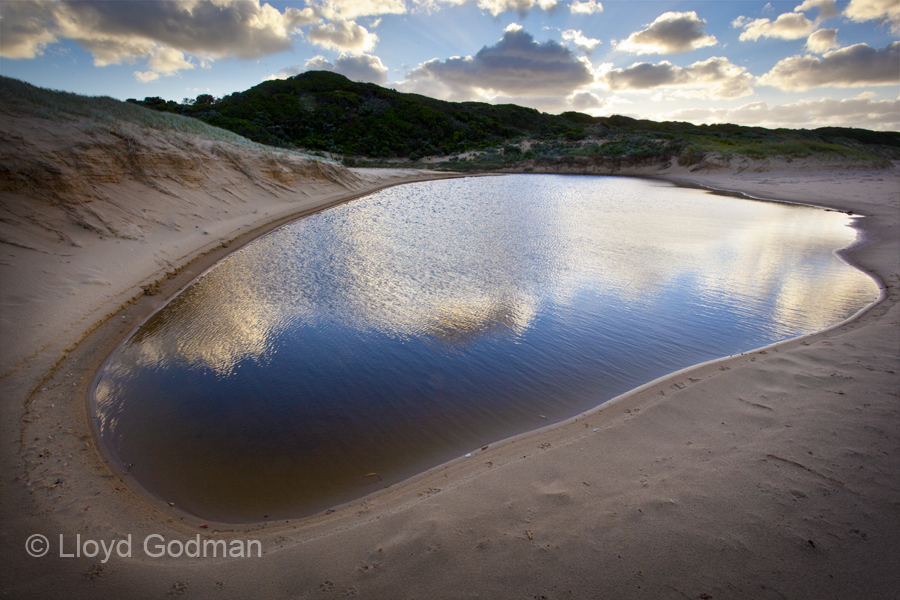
[1,111,898,599]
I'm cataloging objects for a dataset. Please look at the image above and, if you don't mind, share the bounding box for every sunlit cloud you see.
[562,30,601,55]
[148,47,194,75]
[734,12,817,41]
[655,93,900,131]
[758,42,900,90]
[472,0,558,17]
[313,0,407,20]
[844,0,900,32]
[805,28,838,53]
[615,11,717,55]
[307,19,379,54]
[569,0,602,14]
[134,70,161,83]
[602,56,753,99]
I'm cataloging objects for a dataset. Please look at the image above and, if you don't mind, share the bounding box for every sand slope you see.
[1,107,898,599]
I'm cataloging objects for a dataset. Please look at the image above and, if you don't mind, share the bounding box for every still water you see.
[93,175,877,522]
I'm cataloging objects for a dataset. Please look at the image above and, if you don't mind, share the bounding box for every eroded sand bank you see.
[1,111,898,599]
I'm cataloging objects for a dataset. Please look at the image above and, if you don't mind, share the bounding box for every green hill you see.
[120,70,898,166]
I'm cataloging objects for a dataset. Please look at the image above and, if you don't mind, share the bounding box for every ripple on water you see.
[93,174,877,522]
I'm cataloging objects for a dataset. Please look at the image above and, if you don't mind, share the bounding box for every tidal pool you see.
[92,175,877,522]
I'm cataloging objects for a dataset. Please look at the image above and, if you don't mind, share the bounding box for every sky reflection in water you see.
[93,175,877,522]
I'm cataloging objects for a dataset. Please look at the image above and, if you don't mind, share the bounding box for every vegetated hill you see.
[130,70,584,158]
[129,70,900,167]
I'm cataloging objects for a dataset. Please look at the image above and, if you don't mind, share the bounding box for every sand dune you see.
[1,104,898,598]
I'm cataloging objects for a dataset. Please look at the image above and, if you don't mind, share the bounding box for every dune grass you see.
[0,75,328,163]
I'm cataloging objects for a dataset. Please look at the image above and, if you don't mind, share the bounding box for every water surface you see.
[93,175,876,522]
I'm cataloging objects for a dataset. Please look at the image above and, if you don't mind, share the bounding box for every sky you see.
[1,0,898,130]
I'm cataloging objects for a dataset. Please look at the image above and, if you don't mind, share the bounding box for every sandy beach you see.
[1,108,898,599]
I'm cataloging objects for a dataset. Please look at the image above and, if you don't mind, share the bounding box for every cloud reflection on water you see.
[107,175,870,380]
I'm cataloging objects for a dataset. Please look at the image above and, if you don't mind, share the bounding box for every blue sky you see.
[1,0,898,129]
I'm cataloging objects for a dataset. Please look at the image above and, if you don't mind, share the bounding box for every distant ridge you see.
[125,71,900,166]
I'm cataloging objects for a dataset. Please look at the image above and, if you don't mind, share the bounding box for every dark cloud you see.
[616,11,717,55]
[759,41,900,90]
[0,0,58,59]
[404,26,594,96]
[0,0,317,64]
[795,0,840,19]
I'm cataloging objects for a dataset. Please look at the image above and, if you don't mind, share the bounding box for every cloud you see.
[304,56,335,72]
[313,0,407,20]
[656,93,900,131]
[568,90,605,110]
[569,0,602,14]
[307,19,378,54]
[0,0,318,74]
[266,52,389,84]
[734,12,817,41]
[602,56,753,99]
[794,0,840,18]
[474,0,558,17]
[806,28,838,53]
[844,0,900,32]
[562,30,600,55]
[0,0,58,59]
[332,53,389,83]
[133,70,161,83]
[758,42,900,90]
[615,11,717,55]
[148,47,194,75]
[401,26,595,98]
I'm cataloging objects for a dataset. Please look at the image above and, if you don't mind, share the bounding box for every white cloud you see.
[602,56,753,99]
[759,42,900,91]
[475,0,557,17]
[148,48,194,75]
[133,70,161,83]
[735,12,817,41]
[656,93,900,131]
[313,0,407,20]
[401,27,594,99]
[794,0,840,18]
[332,52,389,83]
[307,19,378,54]
[844,0,900,32]
[562,30,600,55]
[806,28,838,53]
[266,52,388,84]
[570,0,602,15]
[616,11,717,55]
